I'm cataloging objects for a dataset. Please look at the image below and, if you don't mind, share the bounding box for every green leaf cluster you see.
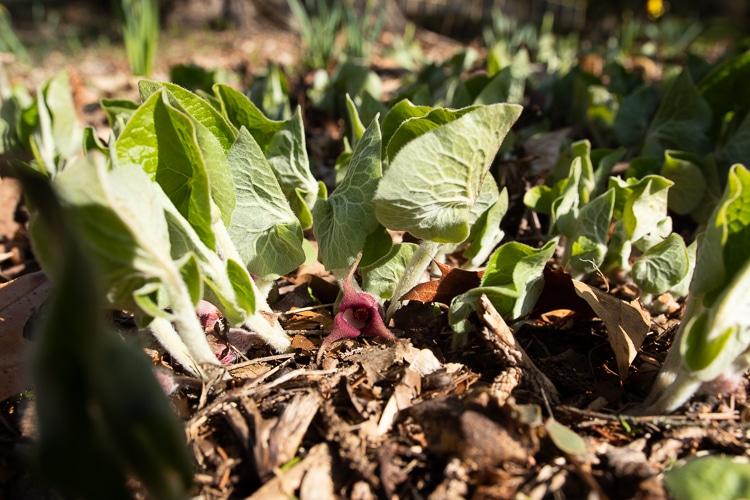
[525,139,690,295]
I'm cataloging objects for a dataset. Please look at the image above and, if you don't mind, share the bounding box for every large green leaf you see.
[138,81,237,226]
[213,83,320,227]
[692,164,750,298]
[641,70,712,159]
[30,153,220,374]
[374,103,522,243]
[665,456,750,500]
[226,127,305,280]
[313,117,383,271]
[138,80,236,151]
[115,90,215,249]
[43,153,173,309]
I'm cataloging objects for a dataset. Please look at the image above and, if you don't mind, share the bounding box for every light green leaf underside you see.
[226,127,305,280]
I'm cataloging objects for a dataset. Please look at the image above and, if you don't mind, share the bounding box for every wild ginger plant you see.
[525,139,691,300]
[637,164,750,414]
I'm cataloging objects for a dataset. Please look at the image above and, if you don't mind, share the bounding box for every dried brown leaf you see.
[532,267,597,321]
[0,271,52,401]
[401,261,482,304]
[571,280,650,382]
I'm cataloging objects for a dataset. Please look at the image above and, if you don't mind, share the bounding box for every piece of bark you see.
[477,294,560,405]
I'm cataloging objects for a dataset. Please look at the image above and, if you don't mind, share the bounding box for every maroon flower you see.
[317,255,395,363]
[196,300,221,330]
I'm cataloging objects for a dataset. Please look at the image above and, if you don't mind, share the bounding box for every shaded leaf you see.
[226,127,304,280]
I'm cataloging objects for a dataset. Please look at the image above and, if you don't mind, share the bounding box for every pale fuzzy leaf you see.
[314,117,383,271]
[632,233,689,295]
[571,280,650,381]
[692,165,750,298]
[374,103,522,243]
[266,111,319,228]
[115,90,215,249]
[227,127,305,280]
[623,175,673,245]
[49,153,174,309]
[545,418,587,457]
[665,456,750,500]
[0,272,52,401]
[681,253,750,381]
[43,70,82,163]
[361,243,419,299]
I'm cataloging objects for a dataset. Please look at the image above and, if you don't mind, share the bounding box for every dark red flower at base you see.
[316,255,395,363]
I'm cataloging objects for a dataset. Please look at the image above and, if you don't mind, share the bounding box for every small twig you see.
[558,406,741,427]
[579,258,610,293]
[278,304,335,315]
[227,353,295,372]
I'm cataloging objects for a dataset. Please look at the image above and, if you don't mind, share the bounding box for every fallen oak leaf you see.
[532,268,650,381]
[571,280,650,382]
[0,271,53,401]
[401,261,483,305]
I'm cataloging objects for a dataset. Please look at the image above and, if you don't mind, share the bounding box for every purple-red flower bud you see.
[317,255,395,363]
[196,300,221,330]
